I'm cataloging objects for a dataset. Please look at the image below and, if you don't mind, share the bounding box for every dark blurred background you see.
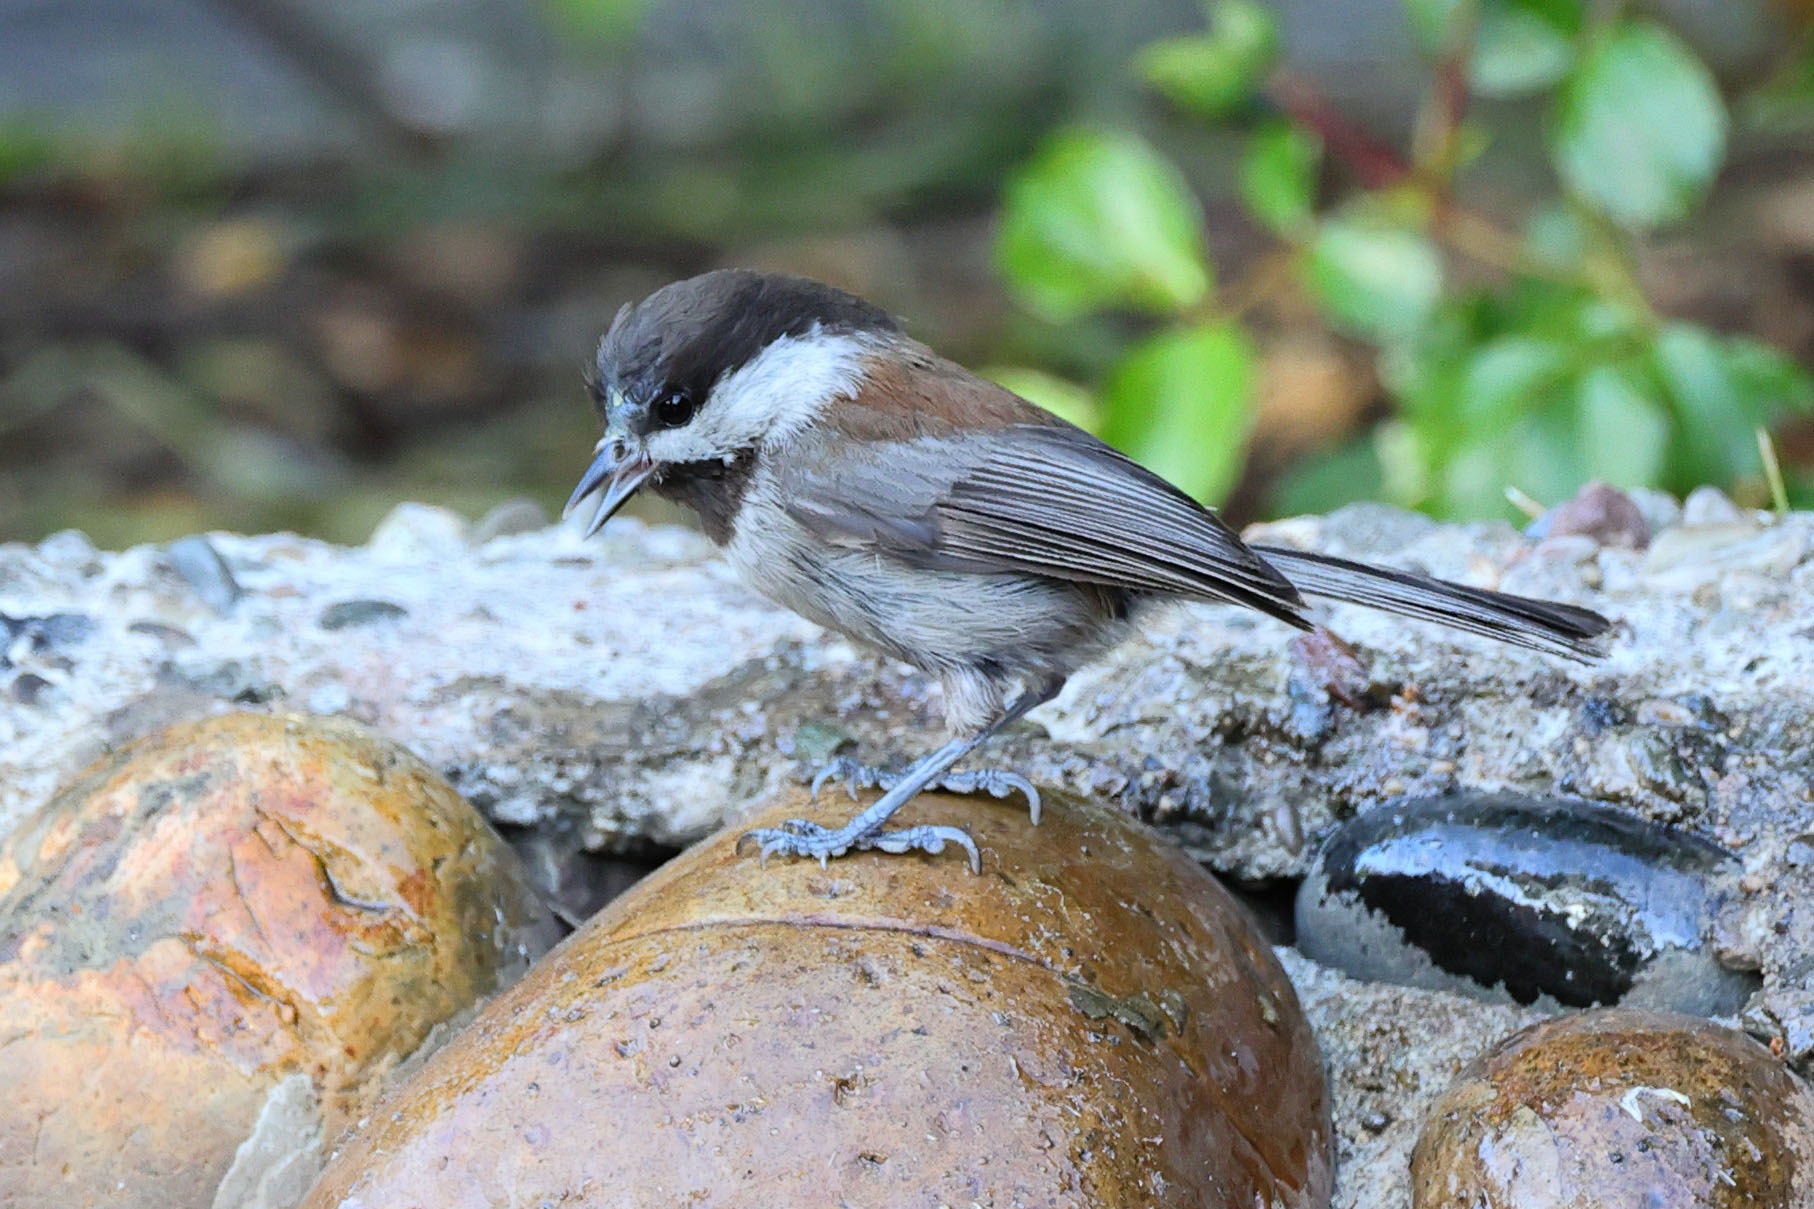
[4,0,1814,549]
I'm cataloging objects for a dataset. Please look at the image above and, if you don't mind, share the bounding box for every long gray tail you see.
[1251,545,1611,662]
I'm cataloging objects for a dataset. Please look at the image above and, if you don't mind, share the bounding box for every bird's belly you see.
[724,516,1103,677]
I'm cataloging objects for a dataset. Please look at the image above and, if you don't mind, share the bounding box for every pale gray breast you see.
[724,459,1105,678]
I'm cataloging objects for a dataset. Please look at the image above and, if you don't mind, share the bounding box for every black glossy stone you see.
[1295,792,1755,1014]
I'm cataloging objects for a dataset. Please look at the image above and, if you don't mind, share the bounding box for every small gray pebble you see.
[9,672,52,705]
[164,536,244,614]
[319,600,408,630]
[27,613,94,647]
[36,530,98,568]
[470,498,552,545]
[1,613,95,665]
[1680,484,1747,527]
[126,621,196,647]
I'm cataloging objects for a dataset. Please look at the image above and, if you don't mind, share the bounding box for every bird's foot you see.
[809,756,1042,824]
[736,816,981,874]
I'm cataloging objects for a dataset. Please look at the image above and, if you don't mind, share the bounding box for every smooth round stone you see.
[302,789,1333,1209]
[1295,792,1753,1014]
[0,712,560,1209]
[1412,1008,1814,1207]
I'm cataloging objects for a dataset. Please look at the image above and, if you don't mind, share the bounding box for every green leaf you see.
[1439,429,1533,519]
[1573,363,1669,487]
[1404,0,1581,95]
[1098,322,1258,503]
[1653,323,1814,485]
[1720,336,1814,417]
[982,366,1101,430]
[1403,0,1465,50]
[1302,215,1444,342]
[1506,399,1589,505]
[1271,437,1385,516]
[1552,21,1727,229]
[1472,5,1576,97]
[1431,384,1584,521]
[1523,203,1591,266]
[996,129,1212,322]
[1458,336,1570,429]
[1374,418,1432,509]
[1138,0,1279,120]
[1240,122,1321,235]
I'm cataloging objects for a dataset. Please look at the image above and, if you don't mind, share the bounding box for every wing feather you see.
[779,422,1308,623]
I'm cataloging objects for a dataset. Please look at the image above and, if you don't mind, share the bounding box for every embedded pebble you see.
[365,501,469,561]
[126,619,196,647]
[1625,486,1683,534]
[1295,792,1754,1014]
[1680,484,1748,527]
[0,610,95,664]
[1527,481,1649,549]
[300,789,1333,1209]
[2,611,94,704]
[164,535,245,614]
[1411,1008,1814,1208]
[0,712,560,1208]
[468,497,550,545]
[9,671,52,704]
[34,528,100,568]
[318,599,408,630]
[1643,520,1807,585]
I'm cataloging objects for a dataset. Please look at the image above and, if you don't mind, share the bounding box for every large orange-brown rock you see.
[302,788,1333,1208]
[1412,1008,1814,1208]
[0,712,560,1208]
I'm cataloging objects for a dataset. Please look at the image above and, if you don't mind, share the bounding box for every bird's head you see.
[565,269,898,535]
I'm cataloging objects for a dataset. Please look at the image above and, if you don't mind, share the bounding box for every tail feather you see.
[1250,544,1611,662]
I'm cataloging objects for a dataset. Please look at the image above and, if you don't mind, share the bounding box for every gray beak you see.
[564,445,656,537]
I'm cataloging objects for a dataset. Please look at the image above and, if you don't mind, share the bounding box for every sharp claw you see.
[810,758,851,801]
[736,817,980,871]
[807,756,887,803]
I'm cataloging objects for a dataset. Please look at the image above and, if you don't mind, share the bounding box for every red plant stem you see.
[1265,72,1412,190]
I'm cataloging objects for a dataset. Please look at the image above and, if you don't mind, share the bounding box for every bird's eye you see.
[652,389,695,428]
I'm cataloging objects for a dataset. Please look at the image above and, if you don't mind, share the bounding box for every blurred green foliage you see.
[997,130,1212,321]
[994,0,1814,523]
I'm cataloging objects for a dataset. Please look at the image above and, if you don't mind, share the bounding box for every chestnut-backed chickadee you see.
[567,269,1610,872]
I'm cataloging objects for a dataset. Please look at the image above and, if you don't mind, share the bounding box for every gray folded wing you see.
[778,423,1308,623]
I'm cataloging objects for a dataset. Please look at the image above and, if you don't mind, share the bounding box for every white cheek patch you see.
[645,327,871,464]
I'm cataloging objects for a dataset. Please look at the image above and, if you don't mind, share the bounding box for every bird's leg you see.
[740,678,1061,873]
[810,757,1041,823]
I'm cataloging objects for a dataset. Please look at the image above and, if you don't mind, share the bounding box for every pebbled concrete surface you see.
[3,495,1810,1205]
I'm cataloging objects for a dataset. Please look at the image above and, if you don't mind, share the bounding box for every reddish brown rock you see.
[0,712,560,1208]
[302,789,1333,1208]
[1539,481,1651,550]
[1412,1008,1814,1208]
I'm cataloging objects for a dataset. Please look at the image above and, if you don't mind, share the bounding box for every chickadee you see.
[567,269,1610,872]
